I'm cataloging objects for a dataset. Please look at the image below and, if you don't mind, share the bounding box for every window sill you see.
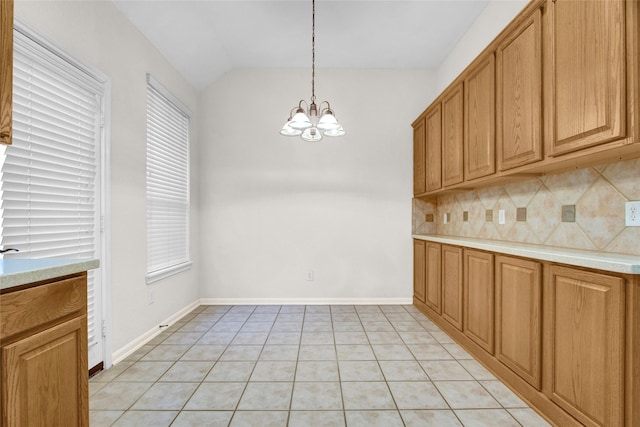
[146,261,192,285]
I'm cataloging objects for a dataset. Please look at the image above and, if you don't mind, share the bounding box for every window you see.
[1,27,104,348]
[145,74,191,283]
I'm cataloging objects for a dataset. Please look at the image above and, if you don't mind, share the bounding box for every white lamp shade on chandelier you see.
[280,0,345,141]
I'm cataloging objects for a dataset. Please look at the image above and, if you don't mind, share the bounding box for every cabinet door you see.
[463,249,494,354]
[413,117,426,195]
[0,0,12,145]
[2,316,89,427]
[496,8,542,171]
[424,242,442,314]
[425,105,442,192]
[442,84,464,186]
[495,256,542,389]
[544,266,624,427]
[413,239,426,303]
[464,54,496,181]
[546,0,626,156]
[441,245,463,330]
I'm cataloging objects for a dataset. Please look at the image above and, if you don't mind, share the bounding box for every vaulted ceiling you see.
[113,0,489,90]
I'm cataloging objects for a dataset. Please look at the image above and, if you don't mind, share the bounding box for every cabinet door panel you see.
[2,316,89,427]
[442,84,464,186]
[547,0,625,155]
[545,266,624,427]
[497,8,542,170]
[463,249,494,354]
[413,118,426,195]
[425,242,441,314]
[495,256,541,389]
[0,0,12,145]
[464,55,496,181]
[441,245,463,330]
[425,105,442,192]
[413,240,426,303]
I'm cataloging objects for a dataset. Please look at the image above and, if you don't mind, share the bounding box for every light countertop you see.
[0,258,100,290]
[412,234,640,275]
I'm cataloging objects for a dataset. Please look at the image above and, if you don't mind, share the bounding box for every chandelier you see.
[280,0,345,141]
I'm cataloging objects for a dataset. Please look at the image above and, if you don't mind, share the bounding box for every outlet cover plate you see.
[498,209,506,225]
[426,213,434,222]
[485,210,493,222]
[562,205,576,222]
[626,201,640,226]
[516,207,527,222]
[463,211,469,222]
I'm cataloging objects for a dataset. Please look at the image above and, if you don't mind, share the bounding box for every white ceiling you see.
[112,0,490,91]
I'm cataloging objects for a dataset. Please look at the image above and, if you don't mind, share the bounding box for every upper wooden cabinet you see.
[0,0,12,145]
[496,7,543,170]
[464,54,496,181]
[545,0,626,156]
[442,84,464,187]
[412,117,426,195]
[424,104,442,192]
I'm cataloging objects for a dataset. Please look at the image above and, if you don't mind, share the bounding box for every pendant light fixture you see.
[280,0,345,141]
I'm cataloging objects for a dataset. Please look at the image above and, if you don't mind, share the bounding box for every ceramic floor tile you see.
[341,382,396,410]
[508,408,552,427]
[362,321,395,332]
[266,332,301,345]
[298,344,337,360]
[304,314,332,322]
[398,331,437,345]
[220,345,263,361]
[338,361,385,381]
[443,343,474,360]
[344,410,404,426]
[159,361,214,382]
[111,410,177,427]
[114,361,173,382]
[366,331,403,344]
[90,362,133,382]
[458,359,496,381]
[271,321,303,332]
[296,361,339,381]
[184,382,246,410]
[301,331,334,345]
[253,305,281,314]
[279,305,305,314]
[332,321,364,332]
[378,360,429,381]
[288,410,345,427]
[335,344,376,361]
[388,381,449,410]
[204,361,255,382]
[276,313,304,322]
[454,409,521,426]
[180,344,226,361]
[385,313,417,322]
[435,381,501,409]
[90,382,153,410]
[408,344,454,360]
[237,382,293,410]
[259,345,300,361]
[211,322,245,332]
[140,344,190,361]
[389,321,425,332]
[400,410,463,426]
[250,361,296,381]
[89,410,124,427]
[171,411,234,427]
[179,321,213,333]
[372,344,415,360]
[231,332,269,345]
[331,313,360,322]
[430,331,456,344]
[240,322,273,332]
[89,381,106,397]
[420,360,474,381]
[197,332,237,345]
[123,345,155,362]
[333,331,369,345]
[230,411,289,426]
[480,380,528,408]
[248,313,277,322]
[291,382,343,410]
[162,332,205,345]
[303,321,333,332]
[131,382,198,410]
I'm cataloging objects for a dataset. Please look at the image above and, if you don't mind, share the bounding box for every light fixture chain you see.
[311,0,316,102]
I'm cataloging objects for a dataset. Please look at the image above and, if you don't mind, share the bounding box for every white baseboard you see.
[199,297,413,305]
[111,299,201,365]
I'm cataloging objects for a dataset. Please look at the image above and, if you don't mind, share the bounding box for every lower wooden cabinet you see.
[463,249,494,354]
[544,265,625,427]
[441,245,463,330]
[413,240,426,303]
[495,255,542,389]
[424,242,442,314]
[1,274,89,427]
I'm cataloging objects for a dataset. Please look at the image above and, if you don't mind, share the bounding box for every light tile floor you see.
[90,304,551,426]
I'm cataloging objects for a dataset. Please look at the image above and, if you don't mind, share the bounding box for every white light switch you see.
[443,213,448,224]
[498,209,506,225]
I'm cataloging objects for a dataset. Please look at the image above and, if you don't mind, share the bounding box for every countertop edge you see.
[0,259,100,290]
[412,234,640,275]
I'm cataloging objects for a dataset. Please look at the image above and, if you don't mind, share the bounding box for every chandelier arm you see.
[311,0,316,103]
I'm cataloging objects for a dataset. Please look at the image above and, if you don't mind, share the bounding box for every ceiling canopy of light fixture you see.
[280,0,345,142]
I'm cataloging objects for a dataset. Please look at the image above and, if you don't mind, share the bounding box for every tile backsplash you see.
[412,157,640,256]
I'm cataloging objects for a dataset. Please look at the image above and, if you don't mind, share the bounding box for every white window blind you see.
[145,75,191,283]
[1,31,103,345]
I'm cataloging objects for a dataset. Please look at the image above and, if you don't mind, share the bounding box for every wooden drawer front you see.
[1,274,87,341]
[545,266,624,427]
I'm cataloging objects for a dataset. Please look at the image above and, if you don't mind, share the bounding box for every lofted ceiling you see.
[112,0,490,91]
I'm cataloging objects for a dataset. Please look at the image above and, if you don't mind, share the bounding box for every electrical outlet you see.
[463,211,469,222]
[626,201,640,226]
[443,213,448,224]
[516,207,527,222]
[498,209,506,225]
[306,271,314,281]
[562,205,576,222]
[485,210,493,222]
[425,213,434,222]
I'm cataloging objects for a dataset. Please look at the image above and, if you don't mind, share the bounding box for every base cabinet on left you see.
[1,273,89,427]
